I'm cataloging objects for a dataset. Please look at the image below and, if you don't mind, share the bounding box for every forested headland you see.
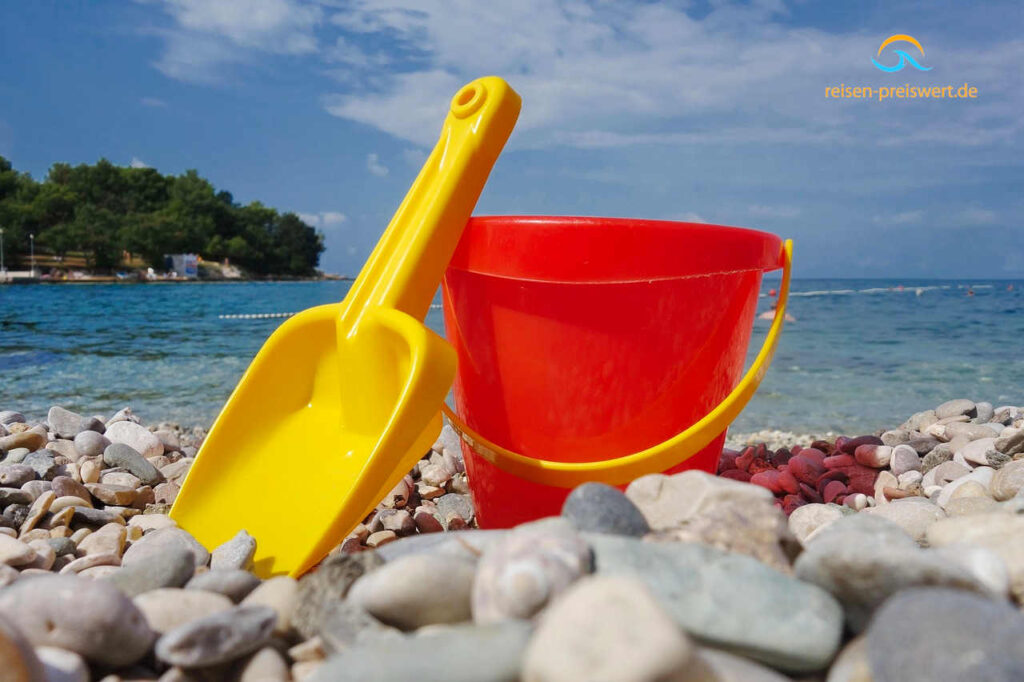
[0,156,324,277]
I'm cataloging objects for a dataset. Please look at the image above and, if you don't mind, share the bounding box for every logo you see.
[872,34,932,73]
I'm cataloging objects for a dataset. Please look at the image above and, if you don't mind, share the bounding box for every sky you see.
[0,0,1021,278]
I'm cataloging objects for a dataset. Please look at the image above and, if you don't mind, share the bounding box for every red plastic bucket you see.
[441,216,787,528]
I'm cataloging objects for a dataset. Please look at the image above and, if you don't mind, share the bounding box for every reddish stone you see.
[718,451,738,472]
[748,457,773,475]
[777,468,801,495]
[841,435,884,454]
[788,456,825,485]
[772,448,793,466]
[790,445,802,456]
[823,480,847,504]
[823,454,855,469]
[811,440,836,455]
[735,447,755,472]
[799,482,823,503]
[755,443,769,460]
[847,474,877,496]
[781,495,806,515]
[798,447,827,464]
[750,470,783,495]
[719,469,752,482]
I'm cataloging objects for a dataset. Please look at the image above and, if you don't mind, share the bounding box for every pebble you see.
[233,646,290,682]
[0,430,46,453]
[293,551,384,638]
[991,459,1024,500]
[788,503,849,544]
[522,575,692,682]
[312,600,401,653]
[59,553,121,574]
[102,443,164,486]
[0,613,47,681]
[211,529,256,571]
[413,507,445,533]
[22,452,58,480]
[155,605,277,668]
[47,406,90,439]
[865,587,1024,682]
[85,483,136,506]
[0,487,33,506]
[50,476,89,501]
[935,398,977,420]
[99,470,141,488]
[995,427,1024,456]
[888,444,921,476]
[588,533,842,672]
[73,431,109,458]
[960,437,998,466]
[127,513,177,533]
[0,574,154,666]
[104,421,164,458]
[0,535,37,566]
[46,537,77,557]
[122,527,210,569]
[560,482,650,537]
[0,464,36,488]
[241,575,299,638]
[0,411,26,426]
[348,552,477,631]
[25,540,56,570]
[308,620,532,682]
[436,493,475,524]
[186,568,262,604]
[78,523,127,557]
[936,466,994,508]
[862,496,946,542]
[134,587,235,633]
[70,506,124,527]
[795,515,989,632]
[379,509,416,536]
[854,444,891,468]
[35,646,89,682]
[106,546,196,597]
[927,513,1024,600]
[473,518,592,624]
[365,530,397,548]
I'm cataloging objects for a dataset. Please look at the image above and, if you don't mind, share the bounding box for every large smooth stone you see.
[104,421,163,459]
[134,588,234,633]
[926,513,1024,600]
[72,431,109,458]
[0,574,154,666]
[788,503,849,544]
[348,552,477,631]
[308,620,533,682]
[0,613,47,681]
[35,646,89,682]
[587,534,842,672]
[935,399,977,420]
[472,518,591,624]
[105,545,196,597]
[862,497,946,542]
[122,527,209,569]
[522,575,692,682]
[241,576,298,638]
[560,482,650,537]
[155,605,276,667]
[866,587,1024,681]
[102,443,163,486]
[47,407,92,440]
[625,470,773,530]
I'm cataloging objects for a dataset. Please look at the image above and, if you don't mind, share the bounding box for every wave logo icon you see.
[872,34,932,72]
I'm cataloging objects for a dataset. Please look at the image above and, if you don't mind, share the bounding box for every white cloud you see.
[146,0,322,82]
[956,207,998,224]
[401,147,427,168]
[749,204,801,218]
[129,157,150,168]
[674,212,706,223]
[140,97,168,107]
[366,152,389,177]
[873,210,925,225]
[320,2,1023,152]
[298,211,348,228]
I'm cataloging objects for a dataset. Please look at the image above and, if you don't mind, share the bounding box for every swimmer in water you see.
[967,288,975,297]
[758,289,796,322]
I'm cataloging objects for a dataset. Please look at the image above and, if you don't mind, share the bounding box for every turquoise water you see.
[1,279,1021,434]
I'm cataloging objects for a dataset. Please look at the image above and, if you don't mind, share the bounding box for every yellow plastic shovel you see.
[171,77,521,578]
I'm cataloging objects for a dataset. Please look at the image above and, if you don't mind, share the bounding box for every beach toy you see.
[440,217,792,528]
[170,77,521,577]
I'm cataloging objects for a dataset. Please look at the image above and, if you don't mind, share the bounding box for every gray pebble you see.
[936,399,977,420]
[106,546,196,597]
[71,507,123,526]
[315,600,402,653]
[867,587,1024,682]
[0,463,36,487]
[436,493,475,524]
[102,443,164,486]
[47,406,89,439]
[0,487,33,507]
[155,605,277,667]
[294,551,384,638]
[73,431,109,458]
[0,574,154,666]
[186,569,262,604]
[0,411,26,426]
[46,537,78,557]
[123,527,210,569]
[309,620,532,682]
[211,529,256,571]
[2,448,30,464]
[561,482,649,537]
[22,451,58,480]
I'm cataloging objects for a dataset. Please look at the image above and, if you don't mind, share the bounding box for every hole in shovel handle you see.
[451,82,486,118]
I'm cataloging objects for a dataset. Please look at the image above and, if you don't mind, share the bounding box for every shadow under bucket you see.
[441,216,789,528]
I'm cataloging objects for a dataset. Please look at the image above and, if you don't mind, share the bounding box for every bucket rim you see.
[448,215,785,283]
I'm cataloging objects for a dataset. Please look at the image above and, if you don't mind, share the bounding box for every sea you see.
[1,279,1022,436]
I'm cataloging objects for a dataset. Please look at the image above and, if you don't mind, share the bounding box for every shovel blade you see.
[170,304,455,577]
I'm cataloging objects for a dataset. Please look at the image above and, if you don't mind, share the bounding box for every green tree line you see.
[0,156,324,276]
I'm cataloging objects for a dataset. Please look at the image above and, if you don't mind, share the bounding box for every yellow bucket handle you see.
[440,239,793,487]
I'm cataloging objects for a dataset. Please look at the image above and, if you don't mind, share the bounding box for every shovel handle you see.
[441,240,793,487]
[339,77,521,333]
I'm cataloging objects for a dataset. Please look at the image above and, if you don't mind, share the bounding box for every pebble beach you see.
[0,397,1022,680]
